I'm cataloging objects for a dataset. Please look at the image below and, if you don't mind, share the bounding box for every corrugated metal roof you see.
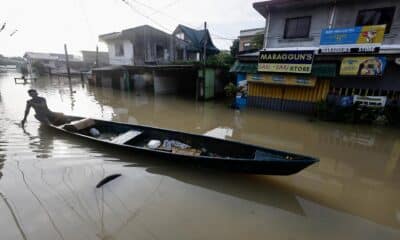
[239,28,265,38]
[175,25,220,55]
[229,61,258,73]
[23,52,82,62]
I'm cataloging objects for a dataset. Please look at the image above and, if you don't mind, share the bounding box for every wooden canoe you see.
[47,116,319,175]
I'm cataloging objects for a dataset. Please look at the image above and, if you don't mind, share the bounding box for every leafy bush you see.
[224,82,239,97]
[206,52,234,68]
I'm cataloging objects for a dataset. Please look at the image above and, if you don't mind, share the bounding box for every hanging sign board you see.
[258,50,314,74]
[319,46,380,54]
[247,73,316,87]
[340,57,387,76]
[319,25,386,54]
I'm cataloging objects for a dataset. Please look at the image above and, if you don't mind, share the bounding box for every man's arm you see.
[21,101,31,127]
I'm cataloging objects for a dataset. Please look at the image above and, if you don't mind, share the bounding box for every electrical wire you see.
[120,0,173,32]
[123,0,235,41]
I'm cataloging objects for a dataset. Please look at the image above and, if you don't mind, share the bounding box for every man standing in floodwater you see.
[21,89,66,127]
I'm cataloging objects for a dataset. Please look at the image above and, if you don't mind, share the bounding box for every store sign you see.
[340,57,387,76]
[319,46,380,54]
[247,73,316,87]
[320,25,386,54]
[258,50,314,74]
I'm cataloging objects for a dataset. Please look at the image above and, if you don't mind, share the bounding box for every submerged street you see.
[0,72,400,239]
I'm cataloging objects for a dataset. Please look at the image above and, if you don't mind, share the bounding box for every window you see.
[243,42,251,48]
[356,7,395,33]
[156,45,164,59]
[176,32,184,40]
[284,16,311,39]
[176,49,184,60]
[115,43,124,56]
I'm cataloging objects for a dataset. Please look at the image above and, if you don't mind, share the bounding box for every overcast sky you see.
[0,0,265,57]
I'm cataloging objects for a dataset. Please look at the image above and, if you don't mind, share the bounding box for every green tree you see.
[230,39,239,57]
[206,52,234,68]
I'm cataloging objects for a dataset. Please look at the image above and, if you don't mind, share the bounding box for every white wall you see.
[107,40,134,65]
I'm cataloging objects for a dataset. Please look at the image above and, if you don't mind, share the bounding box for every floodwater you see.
[0,72,399,240]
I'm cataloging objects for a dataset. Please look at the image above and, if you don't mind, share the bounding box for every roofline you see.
[253,0,351,17]
[240,27,265,33]
[99,25,172,42]
[81,50,108,54]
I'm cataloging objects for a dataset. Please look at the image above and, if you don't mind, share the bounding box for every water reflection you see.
[0,73,399,239]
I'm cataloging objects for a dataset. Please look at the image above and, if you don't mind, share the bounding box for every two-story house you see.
[172,24,220,61]
[99,24,220,66]
[99,25,180,66]
[238,28,265,53]
[231,0,400,113]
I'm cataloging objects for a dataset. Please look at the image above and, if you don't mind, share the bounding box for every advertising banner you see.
[320,25,386,45]
[247,73,316,87]
[319,25,386,54]
[258,50,314,74]
[340,57,387,76]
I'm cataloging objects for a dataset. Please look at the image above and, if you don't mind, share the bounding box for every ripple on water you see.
[0,73,399,240]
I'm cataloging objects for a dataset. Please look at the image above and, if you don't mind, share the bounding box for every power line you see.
[127,0,236,40]
[120,0,172,32]
[162,0,181,10]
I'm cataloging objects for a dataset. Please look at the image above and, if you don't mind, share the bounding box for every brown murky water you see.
[0,72,399,240]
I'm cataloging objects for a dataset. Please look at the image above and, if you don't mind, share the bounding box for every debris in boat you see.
[160,140,190,151]
[172,147,201,156]
[89,128,100,137]
[147,139,161,149]
[96,174,122,188]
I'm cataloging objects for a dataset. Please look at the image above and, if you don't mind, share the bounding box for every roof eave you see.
[253,1,269,18]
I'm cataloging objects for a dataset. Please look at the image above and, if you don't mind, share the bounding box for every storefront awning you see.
[230,61,336,77]
[311,63,337,77]
[229,61,258,73]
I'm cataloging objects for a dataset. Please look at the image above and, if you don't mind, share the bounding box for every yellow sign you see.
[357,25,386,44]
[258,50,314,74]
[247,74,316,87]
[258,63,312,74]
[340,57,387,76]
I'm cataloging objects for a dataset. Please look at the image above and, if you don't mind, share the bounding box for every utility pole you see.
[64,43,71,81]
[203,21,207,66]
[96,45,99,67]
[201,21,207,100]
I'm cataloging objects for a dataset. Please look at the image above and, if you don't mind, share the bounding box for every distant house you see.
[99,25,180,66]
[98,24,220,66]
[23,52,83,74]
[238,28,264,52]
[81,50,109,68]
[173,24,220,61]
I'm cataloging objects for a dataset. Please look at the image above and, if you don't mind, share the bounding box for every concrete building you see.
[23,52,83,75]
[238,28,265,52]
[99,25,184,66]
[231,0,400,113]
[254,0,400,49]
[81,50,109,69]
[94,24,222,99]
